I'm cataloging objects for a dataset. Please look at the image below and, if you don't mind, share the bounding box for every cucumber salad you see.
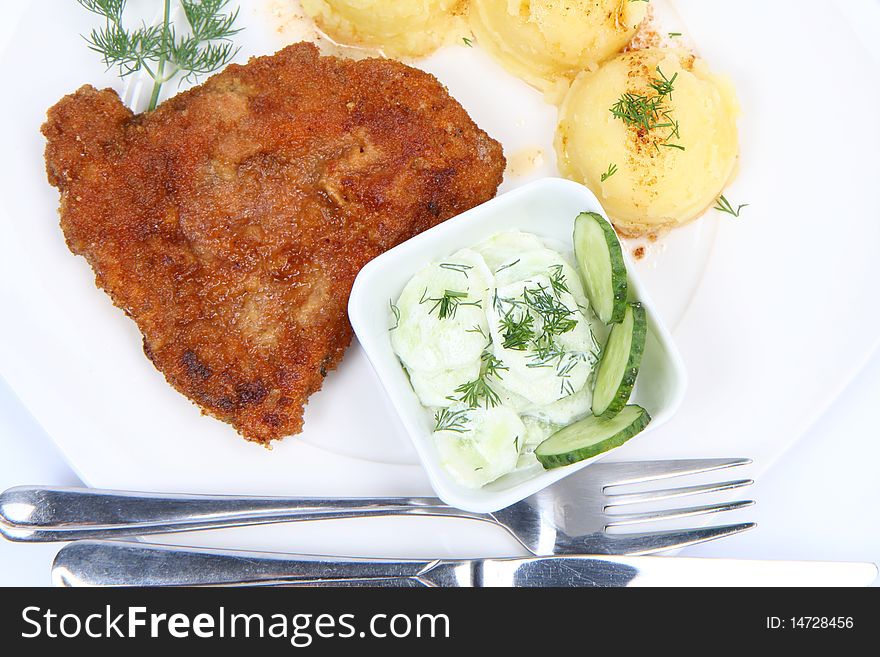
[390,212,651,488]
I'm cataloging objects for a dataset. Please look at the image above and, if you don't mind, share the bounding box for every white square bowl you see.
[348,177,687,512]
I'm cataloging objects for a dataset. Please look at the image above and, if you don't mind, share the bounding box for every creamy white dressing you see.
[390,230,601,488]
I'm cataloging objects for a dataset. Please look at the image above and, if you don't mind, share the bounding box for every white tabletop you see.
[2,348,879,586]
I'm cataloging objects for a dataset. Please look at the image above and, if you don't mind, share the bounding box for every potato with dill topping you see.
[301,0,467,58]
[555,48,740,237]
[469,0,647,93]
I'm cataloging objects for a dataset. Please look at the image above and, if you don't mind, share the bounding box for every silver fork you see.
[0,458,755,555]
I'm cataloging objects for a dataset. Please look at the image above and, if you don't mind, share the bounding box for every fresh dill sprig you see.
[548,264,570,297]
[648,66,678,100]
[389,299,400,330]
[610,91,666,132]
[453,351,507,409]
[439,262,473,278]
[493,278,578,373]
[462,36,474,47]
[668,32,682,37]
[522,284,577,337]
[714,195,749,217]
[526,334,567,369]
[420,289,481,320]
[76,0,243,111]
[556,355,580,379]
[600,163,618,182]
[609,66,685,152]
[433,408,469,433]
[499,308,535,351]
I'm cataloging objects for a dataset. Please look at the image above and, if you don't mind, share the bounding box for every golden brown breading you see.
[42,43,505,444]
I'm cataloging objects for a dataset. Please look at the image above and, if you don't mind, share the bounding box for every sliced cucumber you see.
[390,248,492,372]
[535,405,651,469]
[486,275,595,406]
[472,230,545,272]
[408,362,481,408]
[591,303,647,419]
[573,211,627,324]
[433,405,524,488]
[522,379,593,426]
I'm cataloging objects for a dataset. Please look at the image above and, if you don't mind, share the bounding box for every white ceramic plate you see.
[0,1,878,558]
[349,178,687,512]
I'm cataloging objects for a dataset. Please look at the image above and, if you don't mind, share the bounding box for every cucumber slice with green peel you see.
[591,303,647,418]
[535,405,651,469]
[573,211,628,324]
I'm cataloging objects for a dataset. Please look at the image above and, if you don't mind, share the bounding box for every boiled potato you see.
[302,0,466,58]
[469,0,647,93]
[556,48,740,236]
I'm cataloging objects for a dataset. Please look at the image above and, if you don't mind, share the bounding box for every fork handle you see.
[51,540,455,587]
[0,486,488,542]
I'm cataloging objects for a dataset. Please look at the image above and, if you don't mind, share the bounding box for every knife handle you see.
[1,486,486,541]
[51,540,465,587]
[50,541,878,587]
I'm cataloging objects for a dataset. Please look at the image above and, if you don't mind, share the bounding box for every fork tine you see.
[587,522,756,555]
[605,500,754,527]
[594,458,752,488]
[605,479,753,507]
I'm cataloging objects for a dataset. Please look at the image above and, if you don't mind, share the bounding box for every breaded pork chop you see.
[42,42,505,444]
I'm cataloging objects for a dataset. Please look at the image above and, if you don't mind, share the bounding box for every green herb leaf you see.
[76,0,243,111]
[439,262,473,277]
[600,163,618,182]
[453,351,507,409]
[421,289,481,320]
[433,408,469,433]
[714,195,749,217]
[610,65,684,151]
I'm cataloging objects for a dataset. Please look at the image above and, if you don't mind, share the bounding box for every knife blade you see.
[50,540,878,587]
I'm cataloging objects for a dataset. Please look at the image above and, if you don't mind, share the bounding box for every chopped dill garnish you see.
[466,324,487,337]
[421,289,481,320]
[600,163,618,182]
[668,32,682,37]
[526,334,567,369]
[648,66,678,100]
[439,262,473,277]
[499,309,535,351]
[454,375,499,408]
[714,195,749,217]
[556,355,581,378]
[548,264,570,297]
[610,66,685,152]
[462,36,473,47]
[389,299,400,330]
[495,259,521,274]
[453,351,507,409]
[522,284,577,337]
[433,408,469,433]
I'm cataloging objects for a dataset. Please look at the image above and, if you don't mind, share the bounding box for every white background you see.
[1,1,879,585]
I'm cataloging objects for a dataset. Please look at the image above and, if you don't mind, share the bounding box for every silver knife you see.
[51,540,878,587]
